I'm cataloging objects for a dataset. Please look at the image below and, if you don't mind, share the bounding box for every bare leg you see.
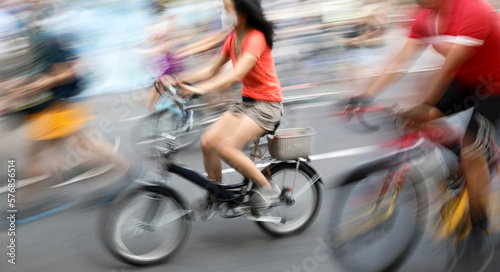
[18,139,61,208]
[430,108,490,223]
[71,129,130,190]
[146,87,161,112]
[461,133,491,224]
[200,112,241,183]
[216,115,271,189]
[417,107,490,225]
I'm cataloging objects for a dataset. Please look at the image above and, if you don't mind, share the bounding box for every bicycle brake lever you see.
[166,84,187,104]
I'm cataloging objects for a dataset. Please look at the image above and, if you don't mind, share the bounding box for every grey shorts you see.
[228,99,283,131]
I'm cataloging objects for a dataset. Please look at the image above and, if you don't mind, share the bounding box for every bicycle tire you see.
[100,184,190,266]
[327,165,428,272]
[254,162,322,237]
[132,108,200,159]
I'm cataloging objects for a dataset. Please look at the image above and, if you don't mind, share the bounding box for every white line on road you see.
[117,90,349,124]
[283,91,351,103]
[287,101,336,110]
[112,137,121,154]
[49,164,115,189]
[0,145,379,194]
[309,145,378,160]
[0,173,50,194]
[121,114,148,122]
[216,145,378,175]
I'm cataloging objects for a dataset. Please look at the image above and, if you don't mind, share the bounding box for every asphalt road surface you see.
[1,78,499,272]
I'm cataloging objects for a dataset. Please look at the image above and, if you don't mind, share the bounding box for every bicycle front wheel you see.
[132,108,180,159]
[256,162,322,237]
[100,185,190,266]
[328,167,428,272]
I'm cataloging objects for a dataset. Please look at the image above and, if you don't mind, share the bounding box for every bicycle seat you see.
[266,120,280,136]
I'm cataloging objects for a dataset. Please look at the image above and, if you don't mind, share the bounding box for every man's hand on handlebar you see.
[342,93,375,119]
[396,103,435,130]
[346,93,375,109]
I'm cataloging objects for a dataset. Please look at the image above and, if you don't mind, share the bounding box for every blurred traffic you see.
[1,0,500,272]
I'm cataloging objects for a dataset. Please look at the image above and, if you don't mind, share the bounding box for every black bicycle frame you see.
[165,160,248,204]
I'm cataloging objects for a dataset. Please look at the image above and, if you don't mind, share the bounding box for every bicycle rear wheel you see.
[100,185,190,266]
[255,162,322,237]
[327,167,427,272]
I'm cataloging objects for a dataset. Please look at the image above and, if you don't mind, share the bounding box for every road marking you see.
[0,173,51,194]
[284,91,351,103]
[0,164,116,194]
[287,101,335,110]
[309,145,379,160]
[49,164,116,189]
[214,145,379,175]
[112,137,121,154]
[122,114,148,122]
[0,144,378,194]
[282,83,314,90]
[118,90,348,124]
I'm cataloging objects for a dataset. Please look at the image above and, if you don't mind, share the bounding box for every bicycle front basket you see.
[267,128,316,160]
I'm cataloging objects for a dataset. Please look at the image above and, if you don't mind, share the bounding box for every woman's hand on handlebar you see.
[159,75,178,87]
[178,82,205,98]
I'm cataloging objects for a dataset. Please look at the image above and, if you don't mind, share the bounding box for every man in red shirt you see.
[350,0,499,268]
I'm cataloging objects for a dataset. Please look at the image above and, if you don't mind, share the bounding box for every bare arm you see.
[399,44,478,124]
[175,30,230,58]
[173,53,230,84]
[6,61,76,102]
[366,38,426,97]
[421,44,476,105]
[0,79,24,97]
[181,52,258,94]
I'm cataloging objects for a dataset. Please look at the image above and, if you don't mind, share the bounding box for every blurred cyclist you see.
[142,9,232,115]
[348,0,499,268]
[164,0,283,208]
[0,0,130,213]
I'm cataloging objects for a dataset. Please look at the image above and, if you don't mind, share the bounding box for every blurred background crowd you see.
[1,0,499,95]
[0,0,456,96]
[1,0,500,271]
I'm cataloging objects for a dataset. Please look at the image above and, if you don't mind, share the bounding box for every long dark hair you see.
[233,0,274,48]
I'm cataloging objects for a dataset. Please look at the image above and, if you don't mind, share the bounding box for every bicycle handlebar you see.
[343,103,474,150]
[154,80,201,108]
[343,103,399,131]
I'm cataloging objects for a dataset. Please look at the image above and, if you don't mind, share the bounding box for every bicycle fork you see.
[371,163,409,220]
[140,194,163,231]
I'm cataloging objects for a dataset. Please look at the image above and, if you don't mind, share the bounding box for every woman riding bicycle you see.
[163,0,283,207]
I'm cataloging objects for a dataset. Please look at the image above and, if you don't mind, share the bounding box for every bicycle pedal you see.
[232,205,250,214]
[196,209,217,222]
[245,214,286,224]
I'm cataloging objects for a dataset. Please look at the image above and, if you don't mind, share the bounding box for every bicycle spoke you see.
[281,170,287,188]
[255,163,321,236]
[333,207,395,246]
[157,210,192,228]
[293,173,321,199]
[105,188,189,265]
